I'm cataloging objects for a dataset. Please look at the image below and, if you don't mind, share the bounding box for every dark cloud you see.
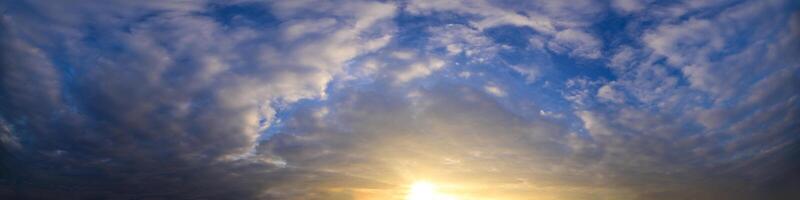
[1,0,396,199]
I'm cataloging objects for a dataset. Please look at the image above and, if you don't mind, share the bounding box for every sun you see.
[407,181,437,200]
[406,181,458,200]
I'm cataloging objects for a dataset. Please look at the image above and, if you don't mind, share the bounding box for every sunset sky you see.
[1,0,799,199]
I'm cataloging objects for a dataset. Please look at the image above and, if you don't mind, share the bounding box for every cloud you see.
[406,0,605,60]
[0,0,397,198]
[393,57,446,84]
[611,0,648,13]
[256,83,577,198]
[548,29,603,59]
[0,0,798,199]
[405,0,556,33]
[639,0,793,99]
[597,84,625,104]
[427,24,497,59]
[483,84,507,97]
[509,65,540,84]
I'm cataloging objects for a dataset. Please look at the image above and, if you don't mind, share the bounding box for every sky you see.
[0,0,799,199]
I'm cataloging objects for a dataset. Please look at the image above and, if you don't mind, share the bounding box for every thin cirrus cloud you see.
[0,0,798,199]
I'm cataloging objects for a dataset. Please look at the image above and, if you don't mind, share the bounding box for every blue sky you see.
[1,0,799,199]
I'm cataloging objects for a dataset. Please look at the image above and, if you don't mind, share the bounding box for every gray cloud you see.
[1,0,396,198]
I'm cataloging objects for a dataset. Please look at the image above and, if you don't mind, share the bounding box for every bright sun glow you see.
[406,181,458,200]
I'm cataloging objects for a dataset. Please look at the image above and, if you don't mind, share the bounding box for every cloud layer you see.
[1,0,798,199]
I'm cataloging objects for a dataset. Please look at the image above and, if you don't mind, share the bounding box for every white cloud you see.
[483,84,507,97]
[427,24,497,60]
[548,29,602,59]
[611,0,649,13]
[394,58,447,83]
[643,19,720,67]
[637,0,792,101]
[609,46,637,70]
[282,18,338,41]
[576,111,612,137]
[597,84,625,104]
[563,77,604,107]
[392,50,416,60]
[528,34,547,49]
[457,71,473,78]
[510,65,540,84]
[539,110,564,119]
[406,0,556,33]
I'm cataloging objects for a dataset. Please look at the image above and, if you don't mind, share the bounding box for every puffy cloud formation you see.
[1,0,798,199]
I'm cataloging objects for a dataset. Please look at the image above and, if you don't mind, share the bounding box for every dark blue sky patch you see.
[484,25,539,48]
[547,51,616,82]
[203,2,281,29]
[589,11,634,52]
[393,11,474,50]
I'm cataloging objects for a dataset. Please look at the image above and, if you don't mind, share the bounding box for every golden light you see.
[406,181,458,200]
